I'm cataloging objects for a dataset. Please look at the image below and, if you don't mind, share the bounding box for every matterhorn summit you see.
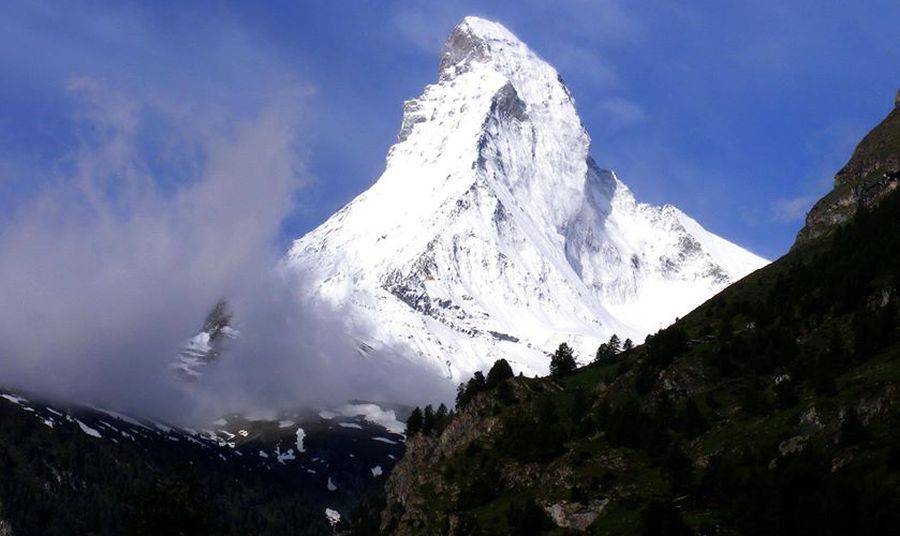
[286,17,766,382]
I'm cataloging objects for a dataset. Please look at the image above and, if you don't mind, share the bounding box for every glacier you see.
[285,17,767,383]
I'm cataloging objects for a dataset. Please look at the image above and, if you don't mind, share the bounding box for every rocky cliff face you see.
[380,387,507,534]
[794,96,900,246]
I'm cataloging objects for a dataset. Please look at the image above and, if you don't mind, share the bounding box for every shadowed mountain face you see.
[172,300,238,380]
[286,17,765,386]
[374,93,900,536]
[795,94,900,247]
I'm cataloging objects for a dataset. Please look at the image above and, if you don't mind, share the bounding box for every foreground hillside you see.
[370,111,900,534]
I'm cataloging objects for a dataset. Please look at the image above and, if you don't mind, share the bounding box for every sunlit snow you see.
[286,16,767,385]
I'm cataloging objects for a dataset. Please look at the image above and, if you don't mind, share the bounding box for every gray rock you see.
[545,499,609,531]
[794,100,900,247]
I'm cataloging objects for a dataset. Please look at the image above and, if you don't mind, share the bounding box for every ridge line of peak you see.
[439,17,528,80]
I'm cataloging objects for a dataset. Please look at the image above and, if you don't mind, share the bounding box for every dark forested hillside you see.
[374,114,900,535]
[0,398,322,535]
[0,394,405,535]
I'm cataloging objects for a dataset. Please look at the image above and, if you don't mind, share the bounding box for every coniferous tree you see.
[550,343,577,377]
[406,407,423,435]
[596,334,628,362]
[486,358,514,388]
[456,371,487,409]
[608,334,622,355]
[435,403,449,432]
[596,335,624,362]
[455,382,467,409]
[422,405,435,434]
[623,338,634,352]
[471,370,486,389]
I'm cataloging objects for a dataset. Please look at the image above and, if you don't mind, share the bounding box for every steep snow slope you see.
[286,17,766,382]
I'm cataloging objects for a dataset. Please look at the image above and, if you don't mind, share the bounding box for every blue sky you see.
[2,0,899,259]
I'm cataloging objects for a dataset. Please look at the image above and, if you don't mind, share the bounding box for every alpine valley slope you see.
[286,17,766,382]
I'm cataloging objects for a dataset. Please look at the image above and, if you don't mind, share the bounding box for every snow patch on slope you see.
[320,403,406,435]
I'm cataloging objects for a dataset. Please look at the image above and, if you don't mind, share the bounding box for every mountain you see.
[0,389,406,535]
[171,300,239,380]
[372,97,900,535]
[286,17,766,383]
[794,90,900,246]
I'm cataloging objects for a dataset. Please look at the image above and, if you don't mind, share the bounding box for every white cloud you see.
[594,97,647,131]
[771,194,817,222]
[0,77,453,421]
[546,43,621,90]
[391,9,454,55]
[0,78,308,419]
[545,0,645,44]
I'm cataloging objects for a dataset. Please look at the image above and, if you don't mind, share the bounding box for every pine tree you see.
[486,359,514,388]
[456,370,487,409]
[406,407,423,435]
[596,335,626,362]
[550,343,577,377]
[428,403,448,434]
[623,338,634,352]
[608,334,621,355]
[422,405,435,434]
[455,382,467,409]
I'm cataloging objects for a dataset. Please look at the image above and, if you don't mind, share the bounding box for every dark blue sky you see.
[2,0,899,259]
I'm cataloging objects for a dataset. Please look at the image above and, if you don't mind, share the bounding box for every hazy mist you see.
[0,78,451,424]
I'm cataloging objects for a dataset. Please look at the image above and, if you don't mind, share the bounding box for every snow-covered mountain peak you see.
[439,17,534,79]
[287,17,767,385]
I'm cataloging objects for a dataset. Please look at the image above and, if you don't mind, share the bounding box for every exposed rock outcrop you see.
[380,388,505,534]
[794,95,900,247]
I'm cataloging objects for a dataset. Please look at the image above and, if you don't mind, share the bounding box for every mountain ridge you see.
[286,17,766,384]
[795,94,900,246]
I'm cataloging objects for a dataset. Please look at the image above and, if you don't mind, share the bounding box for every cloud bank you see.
[0,77,450,423]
